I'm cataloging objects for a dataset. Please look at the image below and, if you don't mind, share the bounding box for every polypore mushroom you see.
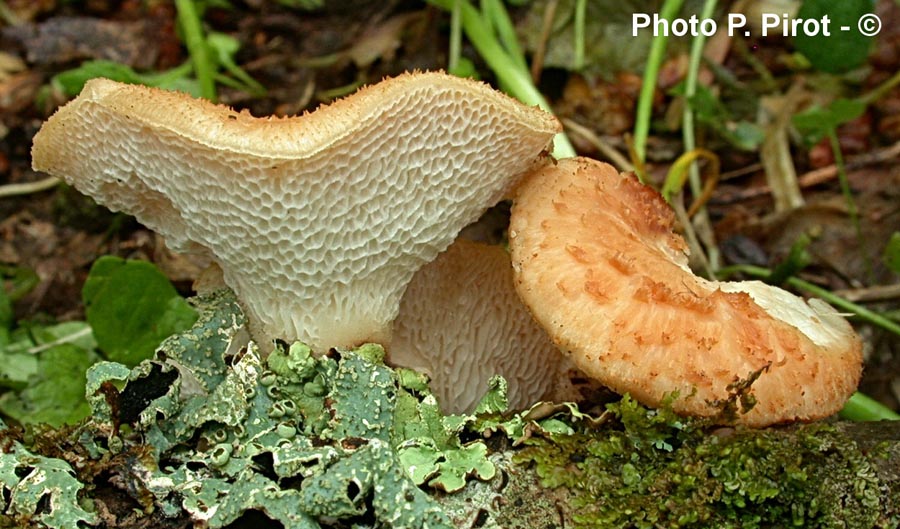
[509,157,863,426]
[391,239,584,413]
[31,72,560,352]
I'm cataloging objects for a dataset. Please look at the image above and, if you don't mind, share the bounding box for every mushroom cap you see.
[508,157,863,426]
[391,239,574,413]
[32,72,560,352]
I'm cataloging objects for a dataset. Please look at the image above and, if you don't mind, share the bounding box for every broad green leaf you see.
[794,0,875,73]
[0,344,97,426]
[885,232,900,274]
[681,85,764,151]
[0,347,38,391]
[83,256,198,366]
[32,321,97,352]
[792,98,867,145]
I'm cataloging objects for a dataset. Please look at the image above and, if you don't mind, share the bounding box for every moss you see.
[514,395,886,528]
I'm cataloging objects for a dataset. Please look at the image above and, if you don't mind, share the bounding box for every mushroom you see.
[391,239,583,413]
[508,157,862,426]
[31,72,560,352]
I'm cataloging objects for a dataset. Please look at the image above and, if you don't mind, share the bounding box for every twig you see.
[561,118,633,171]
[835,283,900,304]
[530,0,557,84]
[713,140,900,204]
[0,176,61,198]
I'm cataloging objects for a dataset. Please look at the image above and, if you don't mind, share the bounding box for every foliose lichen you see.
[1,289,897,528]
[2,290,500,528]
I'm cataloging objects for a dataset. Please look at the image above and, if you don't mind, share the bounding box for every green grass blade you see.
[633,0,685,165]
[175,0,217,102]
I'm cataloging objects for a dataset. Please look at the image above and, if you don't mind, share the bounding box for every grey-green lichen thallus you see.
[31,72,560,353]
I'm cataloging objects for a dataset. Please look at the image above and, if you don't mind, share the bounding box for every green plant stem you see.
[481,0,529,75]
[449,0,462,72]
[840,392,900,421]
[717,264,900,337]
[633,0,685,165]
[827,129,872,281]
[681,0,718,271]
[682,0,716,198]
[427,0,576,158]
[573,0,586,70]
[859,68,900,106]
[175,0,216,102]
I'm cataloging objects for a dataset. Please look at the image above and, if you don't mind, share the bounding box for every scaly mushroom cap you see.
[509,157,863,426]
[32,72,560,352]
[391,239,575,413]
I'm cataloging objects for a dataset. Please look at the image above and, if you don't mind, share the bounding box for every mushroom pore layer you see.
[391,239,577,413]
[31,72,560,352]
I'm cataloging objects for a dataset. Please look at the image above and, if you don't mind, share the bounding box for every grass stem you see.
[840,392,900,421]
[633,0,685,165]
[175,0,217,102]
[573,0,586,70]
[448,0,462,73]
[428,0,576,158]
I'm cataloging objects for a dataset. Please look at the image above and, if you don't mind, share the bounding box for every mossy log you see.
[436,419,900,529]
[2,292,898,529]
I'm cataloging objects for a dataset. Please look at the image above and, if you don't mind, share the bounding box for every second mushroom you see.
[508,157,863,427]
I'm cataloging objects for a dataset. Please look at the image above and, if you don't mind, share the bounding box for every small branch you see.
[561,118,633,171]
[835,283,900,304]
[0,176,61,198]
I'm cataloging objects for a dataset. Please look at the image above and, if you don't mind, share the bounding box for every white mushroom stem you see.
[391,239,580,413]
[31,72,560,352]
[509,157,863,427]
